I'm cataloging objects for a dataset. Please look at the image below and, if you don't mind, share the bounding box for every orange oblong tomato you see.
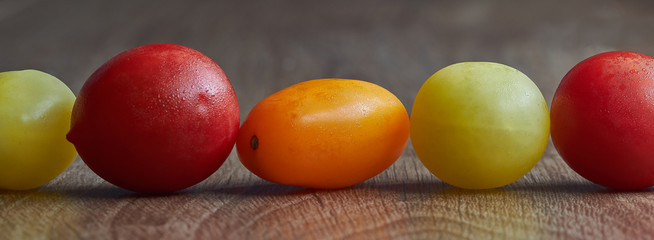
[236,79,410,189]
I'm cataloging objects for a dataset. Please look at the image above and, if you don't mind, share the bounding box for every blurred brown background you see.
[2,0,654,239]
[3,0,653,112]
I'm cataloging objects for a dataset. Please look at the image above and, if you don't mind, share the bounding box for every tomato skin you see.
[0,70,77,190]
[551,51,654,189]
[236,79,410,189]
[410,62,549,189]
[67,44,239,193]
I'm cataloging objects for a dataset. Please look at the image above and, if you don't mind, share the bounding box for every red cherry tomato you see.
[67,44,239,193]
[551,51,654,189]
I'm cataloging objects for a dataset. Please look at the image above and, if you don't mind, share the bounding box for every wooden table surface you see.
[2,0,654,239]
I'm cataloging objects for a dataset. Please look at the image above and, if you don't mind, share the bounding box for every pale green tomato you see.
[0,70,77,190]
[410,62,549,189]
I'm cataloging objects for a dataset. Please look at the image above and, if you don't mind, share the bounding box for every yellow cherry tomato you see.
[237,79,410,189]
[410,62,549,189]
[0,70,77,190]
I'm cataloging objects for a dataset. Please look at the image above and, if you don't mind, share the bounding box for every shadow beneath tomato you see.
[188,178,499,197]
[0,185,141,200]
[44,185,140,199]
[186,182,311,196]
[505,181,654,194]
[352,179,451,194]
[3,181,311,199]
[185,179,446,197]
[0,189,47,196]
[0,189,22,195]
[352,179,654,195]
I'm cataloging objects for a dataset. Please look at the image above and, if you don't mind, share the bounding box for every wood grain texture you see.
[2,0,654,239]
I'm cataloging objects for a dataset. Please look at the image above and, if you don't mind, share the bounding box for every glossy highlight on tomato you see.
[410,62,550,189]
[236,79,410,189]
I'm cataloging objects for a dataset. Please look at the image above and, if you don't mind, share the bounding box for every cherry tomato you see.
[410,62,550,189]
[236,79,410,189]
[67,44,239,194]
[0,70,77,190]
[551,51,654,189]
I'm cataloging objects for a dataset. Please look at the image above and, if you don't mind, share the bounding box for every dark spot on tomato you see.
[250,135,259,150]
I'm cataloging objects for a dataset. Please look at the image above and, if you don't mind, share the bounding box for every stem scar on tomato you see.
[250,135,258,150]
